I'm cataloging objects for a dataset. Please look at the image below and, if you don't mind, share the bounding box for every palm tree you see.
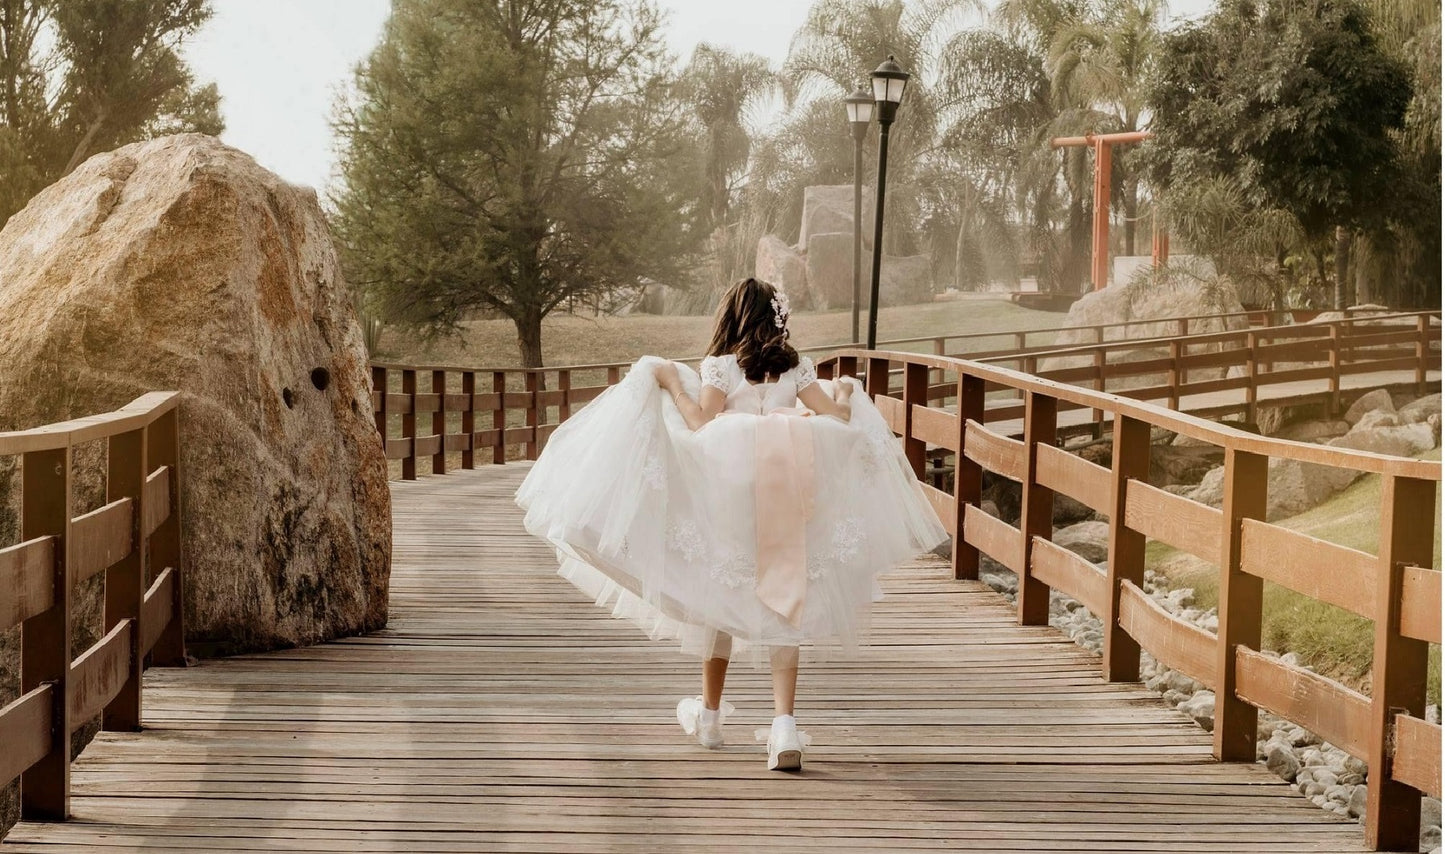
[763,0,979,254]
[679,45,778,234]
[1046,0,1167,255]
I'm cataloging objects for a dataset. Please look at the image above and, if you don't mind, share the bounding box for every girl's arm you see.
[655,361,726,431]
[798,379,853,422]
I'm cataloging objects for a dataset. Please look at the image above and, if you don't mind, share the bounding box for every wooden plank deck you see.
[4,465,1371,852]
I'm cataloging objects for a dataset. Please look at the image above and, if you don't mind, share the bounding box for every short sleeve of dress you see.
[793,356,818,392]
[700,356,732,393]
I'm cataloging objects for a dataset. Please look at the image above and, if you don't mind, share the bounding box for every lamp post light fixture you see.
[865,55,909,350]
[844,84,874,345]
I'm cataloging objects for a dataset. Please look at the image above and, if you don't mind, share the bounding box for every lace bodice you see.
[699,355,818,414]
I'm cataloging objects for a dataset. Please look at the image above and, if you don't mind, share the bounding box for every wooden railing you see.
[792,306,1282,362]
[973,311,1440,426]
[0,393,185,821]
[371,311,1439,476]
[814,349,1440,851]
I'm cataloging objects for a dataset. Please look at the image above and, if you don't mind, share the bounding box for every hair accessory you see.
[770,291,791,329]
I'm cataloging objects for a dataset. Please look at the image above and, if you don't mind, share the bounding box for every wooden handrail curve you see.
[0,392,186,822]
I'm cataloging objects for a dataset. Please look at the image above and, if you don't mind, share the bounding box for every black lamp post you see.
[844,85,874,345]
[865,55,910,350]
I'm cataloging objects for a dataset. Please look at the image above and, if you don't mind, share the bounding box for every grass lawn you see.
[1149,448,1442,704]
[374,296,1065,368]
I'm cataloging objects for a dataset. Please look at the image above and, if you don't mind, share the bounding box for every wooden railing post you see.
[1018,392,1057,626]
[20,444,71,820]
[431,370,448,475]
[1415,314,1429,395]
[1327,325,1342,416]
[1167,340,1182,411]
[371,366,388,449]
[558,369,572,423]
[865,357,890,400]
[103,426,146,732]
[1365,475,1435,850]
[607,366,621,386]
[1092,349,1106,436]
[954,373,985,580]
[1104,416,1150,682]
[401,369,417,480]
[147,406,185,667]
[902,363,928,478]
[524,371,540,461]
[1244,332,1258,424]
[491,372,506,465]
[838,355,858,379]
[460,372,476,470]
[1214,448,1266,761]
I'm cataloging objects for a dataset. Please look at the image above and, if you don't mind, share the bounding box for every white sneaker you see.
[763,715,804,771]
[676,697,731,749]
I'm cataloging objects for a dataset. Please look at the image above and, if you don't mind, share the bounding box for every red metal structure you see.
[1051,130,1155,291]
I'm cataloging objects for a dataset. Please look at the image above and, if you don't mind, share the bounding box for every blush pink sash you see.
[753,408,816,627]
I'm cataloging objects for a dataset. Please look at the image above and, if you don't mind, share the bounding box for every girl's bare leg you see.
[770,645,799,716]
[703,633,733,710]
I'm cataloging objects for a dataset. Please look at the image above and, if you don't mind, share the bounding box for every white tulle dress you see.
[515,354,949,662]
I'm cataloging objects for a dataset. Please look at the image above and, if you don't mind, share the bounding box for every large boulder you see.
[0,134,391,655]
[805,231,933,310]
[755,234,808,301]
[799,185,873,250]
[1328,422,1438,459]
[1042,274,1250,377]
[1399,394,1442,425]
[1186,459,1361,521]
[1344,388,1395,425]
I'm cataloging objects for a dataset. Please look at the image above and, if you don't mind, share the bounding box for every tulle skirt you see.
[514,357,950,663]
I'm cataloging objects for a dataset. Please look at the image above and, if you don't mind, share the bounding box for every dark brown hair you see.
[706,278,799,383]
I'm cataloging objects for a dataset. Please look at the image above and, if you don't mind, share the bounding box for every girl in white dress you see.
[516,277,948,770]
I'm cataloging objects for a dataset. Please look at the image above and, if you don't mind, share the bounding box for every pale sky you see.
[181,0,1211,194]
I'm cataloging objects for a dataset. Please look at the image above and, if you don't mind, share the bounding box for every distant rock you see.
[1344,388,1395,425]
[0,134,391,655]
[1041,275,1249,378]
[1273,419,1351,444]
[1399,394,1442,425]
[1328,422,1437,458]
[805,232,933,310]
[1053,520,1110,563]
[755,234,808,302]
[799,185,873,250]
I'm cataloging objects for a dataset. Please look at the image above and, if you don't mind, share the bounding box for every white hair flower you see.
[771,291,791,329]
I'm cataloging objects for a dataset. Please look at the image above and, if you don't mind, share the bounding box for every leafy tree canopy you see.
[1143,0,1410,243]
[333,0,701,367]
[0,0,221,226]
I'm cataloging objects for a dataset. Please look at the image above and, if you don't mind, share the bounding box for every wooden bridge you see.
[2,310,1441,852]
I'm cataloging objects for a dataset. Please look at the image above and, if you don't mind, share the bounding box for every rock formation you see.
[0,134,391,655]
[754,184,934,311]
[1041,274,1250,384]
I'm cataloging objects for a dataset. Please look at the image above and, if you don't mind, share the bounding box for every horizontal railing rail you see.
[0,392,186,822]
[371,311,1440,474]
[816,349,1440,852]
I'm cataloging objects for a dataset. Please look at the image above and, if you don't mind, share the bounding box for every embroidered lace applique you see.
[794,356,817,391]
[700,356,732,393]
[711,553,756,589]
[667,521,708,564]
